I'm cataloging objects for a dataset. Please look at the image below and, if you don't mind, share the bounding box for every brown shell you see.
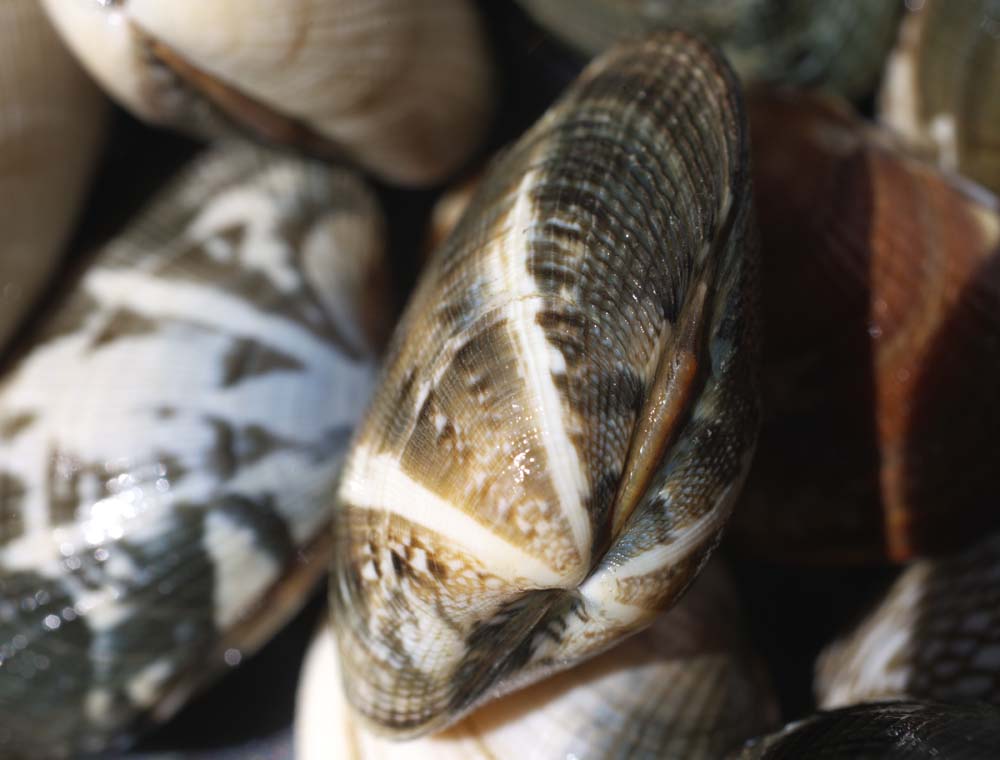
[730,89,1000,563]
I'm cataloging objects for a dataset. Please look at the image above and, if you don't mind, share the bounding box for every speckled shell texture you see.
[816,533,1000,710]
[41,0,496,186]
[732,89,1000,563]
[515,0,901,99]
[879,0,1000,195]
[731,701,1000,759]
[0,0,106,352]
[331,32,759,736]
[300,563,777,759]
[0,144,388,758]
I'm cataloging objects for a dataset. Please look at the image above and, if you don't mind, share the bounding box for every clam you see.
[731,88,1000,563]
[879,0,1000,195]
[40,0,495,187]
[331,31,760,736]
[816,532,1000,710]
[0,0,107,352]
[732,701,1000,759]
[0,143,390,757]
[514,0,901,99]
[299,562,778,759]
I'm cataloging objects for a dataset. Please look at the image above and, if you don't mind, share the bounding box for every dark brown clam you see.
[730,89,1000,563]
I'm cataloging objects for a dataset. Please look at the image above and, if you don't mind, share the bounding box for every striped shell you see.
[732,88,1000,563]
[514,0,901,99]
[41,0,495,186]
[816,533,1000,710]
[879,0,1000,195]
[0,144,388,757]
[0,0,107,351]
[331,32,759,736]
[300,562,777,759]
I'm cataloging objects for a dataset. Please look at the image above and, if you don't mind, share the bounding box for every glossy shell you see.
[515,0,901,99]
[301,562,776,759]
[41,0,496,186]
[0,144,388,757]
[879,0,1000,194]
[0,0,107,351]
[331,32,759,737]
[732,89,1000,563]
[816,533,1000,709]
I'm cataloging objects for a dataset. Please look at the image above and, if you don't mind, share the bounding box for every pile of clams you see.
[1,1,999,758]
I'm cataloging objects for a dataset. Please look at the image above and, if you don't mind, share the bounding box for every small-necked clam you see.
[331,31,759,736]
[300,562,778,759]
[41,0,496,187]
[0,0,107,352]
[731,88,1000,563]
[816,532,1000,709]
[731,701,1000,759]
[0,143,390,757]
[879,0,1000,195]
[514,0,902,99]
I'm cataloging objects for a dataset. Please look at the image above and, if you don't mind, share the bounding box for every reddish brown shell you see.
[730,89,1000,563]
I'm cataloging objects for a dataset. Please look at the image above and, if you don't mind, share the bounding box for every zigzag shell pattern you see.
[0,144,388,757]
[331,32,759,736]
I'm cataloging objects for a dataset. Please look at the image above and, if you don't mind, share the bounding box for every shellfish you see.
[331,31,760,736]
[40,0,496,187]
[514,0,901,99]
[0,143,389,757]
[0,0,107,352]
[732,88,1000,563]
[816,532,1000,709]
[300,562,778,759]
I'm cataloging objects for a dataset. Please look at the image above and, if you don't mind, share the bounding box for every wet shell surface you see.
[730,701,1000,759]
[0,0,107,352]
[0,143,388,757]
[331,31,759,737]
[299,562,777,759]
[816,532,1000,710]
[41,0,496,186]
[879,0,1000,195]
[732,88,1000,563]
[515,0,901,99]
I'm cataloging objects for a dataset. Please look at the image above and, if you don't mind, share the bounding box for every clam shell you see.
[0,143,388,757]
[816,533,1000,710]
[41,0,496,186]
[732,88,1000,563]
[515,0,901,99]
[299,562,778,759]
[879,0,1000,195]
[331,31,759,736]
[731,701,1000,759]
[0,0,107,352]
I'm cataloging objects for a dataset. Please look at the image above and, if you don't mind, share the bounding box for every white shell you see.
[41,0,495,186]
[297,563,777,759]
[0,0,107,351]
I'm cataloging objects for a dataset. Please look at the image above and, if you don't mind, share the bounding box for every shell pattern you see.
[41,0,496,186]
[0,144,388,757]
[300,561,778,759]
[331,31,760,737]
[0,0,107,351]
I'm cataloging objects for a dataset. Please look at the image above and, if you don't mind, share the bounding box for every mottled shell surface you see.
[41,0,495,186]
[731,701,1000,759]
[732,89,1000,563]
[515,0,901,99]
[879,0,1000,195]
[300,563,776,759]
[331,32,759,736]
[0,0,107,352]
[816,533,1000,710]
[0,144,388,757]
